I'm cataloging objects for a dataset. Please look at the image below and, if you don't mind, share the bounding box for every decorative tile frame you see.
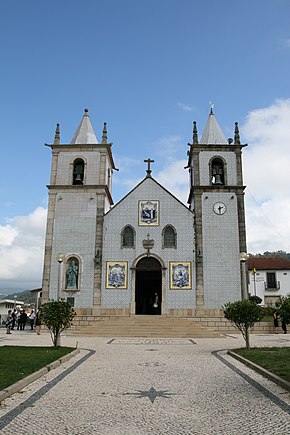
[106,261,128,289]
[169,262,191,289]
[138,200,159,226]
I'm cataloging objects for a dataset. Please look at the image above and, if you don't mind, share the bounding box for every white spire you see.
[200,109,227,145]
[70,108,99,144]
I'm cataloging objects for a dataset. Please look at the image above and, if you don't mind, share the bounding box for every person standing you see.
[11,309,17,330]
[6,310,12,334]
[16,310,21,330]
[152,292,159,315]
[273,310,279,334]
[19,310,28,330]
[28,309,36,330]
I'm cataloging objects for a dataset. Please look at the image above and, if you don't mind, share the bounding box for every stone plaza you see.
[1,330,290,434]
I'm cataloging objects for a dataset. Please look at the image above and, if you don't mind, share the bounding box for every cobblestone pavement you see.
[1,330,290,434]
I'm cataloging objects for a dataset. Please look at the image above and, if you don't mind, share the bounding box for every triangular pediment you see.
[105,176,192,217]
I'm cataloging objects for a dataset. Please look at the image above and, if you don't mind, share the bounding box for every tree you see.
[223,300,264,349]
[40,300,76,347]
[248,250,290,260]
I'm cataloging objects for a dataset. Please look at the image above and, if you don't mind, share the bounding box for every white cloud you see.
[113,137,188,202]
[155,135,184,163]
[0,207,47,289]
[242,99,290,253]
[156,160,189,204]
[282,38,290,48]
[178,102,193,112]
[0,225,18,246]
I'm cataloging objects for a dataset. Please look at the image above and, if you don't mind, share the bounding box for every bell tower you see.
[42,109,116,308]
[187,108,247,312]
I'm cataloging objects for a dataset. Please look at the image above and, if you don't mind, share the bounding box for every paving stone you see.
[0,330,290,434]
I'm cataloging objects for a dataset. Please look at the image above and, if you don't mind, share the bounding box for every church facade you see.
[41,108,247,318]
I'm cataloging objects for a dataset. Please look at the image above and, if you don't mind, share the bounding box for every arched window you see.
[211,158,224,185]
[73,159,85,185]
[122,226,134,247]
[66,257,79,289]
[163,225,176,248]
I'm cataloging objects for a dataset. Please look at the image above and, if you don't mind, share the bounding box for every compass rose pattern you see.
[130,386,178,403]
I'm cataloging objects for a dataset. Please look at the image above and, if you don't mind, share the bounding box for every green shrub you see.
[40,299,76,347]
[223,299,264,349]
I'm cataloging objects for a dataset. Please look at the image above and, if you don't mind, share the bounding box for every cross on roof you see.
[144,158,154,177]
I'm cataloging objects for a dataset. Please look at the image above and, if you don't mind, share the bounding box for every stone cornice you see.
[44,143,116,170]
[188,143,247,152]
[46,184,114,205]
[187,185,246,204]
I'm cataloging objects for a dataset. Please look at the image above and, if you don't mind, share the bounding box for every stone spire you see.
[192,121,199,144]
[53,123,60,144]
[101,122,107,144]
[234,122,241,145]
[70,108,99,144]
[200,108,227,145]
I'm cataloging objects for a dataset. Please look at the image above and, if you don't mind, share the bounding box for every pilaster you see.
[41,192,57,302]
[194,193,204,307]
[93,194,106,306]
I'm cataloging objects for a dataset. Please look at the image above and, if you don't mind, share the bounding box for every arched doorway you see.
[135,257,162,315]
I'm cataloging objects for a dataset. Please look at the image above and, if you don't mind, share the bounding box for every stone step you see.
[69,315,223,338]
[68,315,273,338]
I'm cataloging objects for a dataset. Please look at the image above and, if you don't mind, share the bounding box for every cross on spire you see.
[144,158,154,177]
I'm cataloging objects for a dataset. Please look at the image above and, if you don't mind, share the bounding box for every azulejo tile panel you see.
[169,262,192,289]
[106,261,128,289]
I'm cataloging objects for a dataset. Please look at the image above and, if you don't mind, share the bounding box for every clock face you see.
[213,202,227,215]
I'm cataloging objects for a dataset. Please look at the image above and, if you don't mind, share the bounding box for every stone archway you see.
[135,257,162,315]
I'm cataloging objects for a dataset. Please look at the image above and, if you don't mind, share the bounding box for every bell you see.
[213,174,223,185]
[74,173,83,185]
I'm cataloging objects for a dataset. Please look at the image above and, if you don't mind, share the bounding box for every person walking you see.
[35,309,42,335]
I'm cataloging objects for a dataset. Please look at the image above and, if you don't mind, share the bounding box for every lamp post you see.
[56,253,65,300]
[239,252,248,300]
[14,295,17,310]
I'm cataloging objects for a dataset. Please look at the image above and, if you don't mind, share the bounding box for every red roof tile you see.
[247,257,290,270]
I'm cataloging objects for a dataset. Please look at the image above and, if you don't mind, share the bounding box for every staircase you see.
[69,315,226,338]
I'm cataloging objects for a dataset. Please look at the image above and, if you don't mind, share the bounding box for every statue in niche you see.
[67,259,78,289]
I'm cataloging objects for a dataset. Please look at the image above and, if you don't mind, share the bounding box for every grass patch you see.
[0,346,75,391]
[233,347,290,383]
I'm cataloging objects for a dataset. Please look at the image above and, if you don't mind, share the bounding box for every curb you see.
[0,348,80,403]
[228,350,290,392]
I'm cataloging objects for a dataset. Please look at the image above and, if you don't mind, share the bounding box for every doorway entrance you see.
[135,257,162,315]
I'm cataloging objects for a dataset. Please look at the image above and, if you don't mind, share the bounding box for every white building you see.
[0,299,24,319]
[247,257,290,306]
[41,108,247,322]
